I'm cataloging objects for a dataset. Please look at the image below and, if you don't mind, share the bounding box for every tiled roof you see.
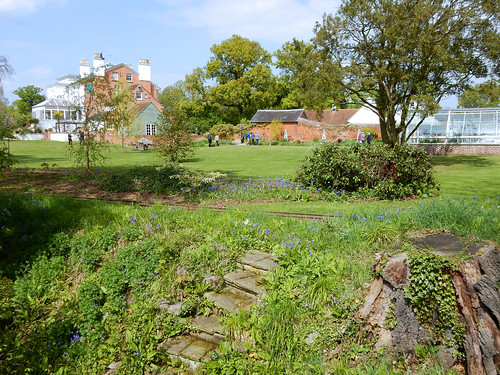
[250,109,307,123]
[305,109,359,125]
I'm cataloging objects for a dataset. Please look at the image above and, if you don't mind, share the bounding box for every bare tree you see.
[0,56,14,99]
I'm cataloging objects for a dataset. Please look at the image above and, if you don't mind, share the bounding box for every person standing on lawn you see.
[207,132,212,147]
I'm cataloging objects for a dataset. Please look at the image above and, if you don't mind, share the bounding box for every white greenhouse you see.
[408,107,500,144]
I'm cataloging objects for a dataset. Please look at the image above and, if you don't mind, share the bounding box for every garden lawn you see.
[6,140,163,171]
[5,140,500,199]
[183,144,312,178]
[431,155,500,199]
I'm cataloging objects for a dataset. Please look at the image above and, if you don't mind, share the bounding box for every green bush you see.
[100,164,225,194]
[295,142,438,199]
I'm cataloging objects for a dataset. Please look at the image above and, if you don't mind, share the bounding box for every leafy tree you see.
[104,80,138,152]
[155,94,194,163]
[68,74,111,171]
[186,35,277,124]
[12,85,45,116]
[314,0,500,146]
[161,81,221,134]
[458,80,500,108]
[274,39,342,110]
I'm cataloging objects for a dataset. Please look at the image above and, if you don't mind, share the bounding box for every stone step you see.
[205,285,256,314]
[190,314,223,335]
[159,334,219,370]
[237,250,277,274]
[189,315,225,345]
[224,270,264,296]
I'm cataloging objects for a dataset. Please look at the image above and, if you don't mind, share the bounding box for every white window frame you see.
[136,91,142,100]
[112,72,118,81]
[126,73,132,82]
[146,124,156,135]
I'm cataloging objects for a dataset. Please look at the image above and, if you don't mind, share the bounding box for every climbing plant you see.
[404,250,465,349]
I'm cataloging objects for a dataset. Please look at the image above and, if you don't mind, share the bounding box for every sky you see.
[0,0,458,108]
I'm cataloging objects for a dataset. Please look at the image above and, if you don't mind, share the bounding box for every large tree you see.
[314,0,499,146]
[186,35,277,124]
[458,80,500,108]
[12,85,45,116]
[274,38,343,110]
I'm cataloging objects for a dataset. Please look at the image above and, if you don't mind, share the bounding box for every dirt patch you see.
[0,169,193,207]
[0,169,276,210]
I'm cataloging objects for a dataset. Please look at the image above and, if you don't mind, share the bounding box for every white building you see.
[33,53,160,137]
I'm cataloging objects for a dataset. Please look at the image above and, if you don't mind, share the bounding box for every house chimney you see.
[80,58,90,77]
[93,52,105,76]
[138,59,151,82]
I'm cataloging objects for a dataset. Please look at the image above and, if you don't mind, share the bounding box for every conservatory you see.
[408,107,500,144]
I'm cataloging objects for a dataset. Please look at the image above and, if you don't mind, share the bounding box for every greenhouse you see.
[408,107,500,144]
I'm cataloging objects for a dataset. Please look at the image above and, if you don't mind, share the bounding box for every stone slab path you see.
[159,250,276,373]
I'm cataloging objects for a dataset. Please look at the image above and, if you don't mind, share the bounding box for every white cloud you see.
[0,0,64,16]
[160,0,339,44]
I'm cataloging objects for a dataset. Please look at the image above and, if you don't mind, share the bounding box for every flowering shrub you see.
[295,142,438,199]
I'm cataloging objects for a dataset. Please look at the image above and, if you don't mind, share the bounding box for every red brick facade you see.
[250,118,380,142]
[414,144,500,155]
[105,64,162,111]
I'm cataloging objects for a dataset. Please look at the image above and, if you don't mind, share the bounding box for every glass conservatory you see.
[408,107,500,144]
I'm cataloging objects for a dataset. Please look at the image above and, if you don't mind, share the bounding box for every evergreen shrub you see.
[295,142,438,199]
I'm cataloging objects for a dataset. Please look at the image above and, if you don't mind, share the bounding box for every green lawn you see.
[183,144,312,178]
[431,155,500,198]
[6,140,163,171]
[5,140,500,198]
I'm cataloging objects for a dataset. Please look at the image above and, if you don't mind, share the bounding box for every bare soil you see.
[0,169,197,207]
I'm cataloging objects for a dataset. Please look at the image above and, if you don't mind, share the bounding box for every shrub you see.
[0,146,13,176]
[100,164,225,194]
[295,142,438,199]
[267,119,283,141]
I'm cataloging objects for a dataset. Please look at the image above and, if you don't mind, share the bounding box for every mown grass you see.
[6,140,500,200]
[431,154,500,198]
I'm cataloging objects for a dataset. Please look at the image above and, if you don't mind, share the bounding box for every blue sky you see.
[0,0,458,107]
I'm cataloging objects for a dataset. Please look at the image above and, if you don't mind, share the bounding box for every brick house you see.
[34,53,163,142]
[102,60,162,112]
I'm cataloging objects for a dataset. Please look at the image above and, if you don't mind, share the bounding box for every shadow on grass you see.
[12,154,69,167]
[0,194,116,278]
[431,155,497,167]
[182,157,202,163]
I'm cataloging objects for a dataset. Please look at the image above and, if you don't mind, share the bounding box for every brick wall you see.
[250,119,380,142]
[103,132,158,145]
[413,143,500,155]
